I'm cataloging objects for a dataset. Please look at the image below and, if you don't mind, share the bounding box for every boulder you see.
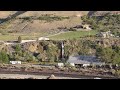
[47,74,57,79]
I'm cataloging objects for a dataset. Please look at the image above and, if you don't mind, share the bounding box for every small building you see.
[10,61,21,64]
[67,55,105,67]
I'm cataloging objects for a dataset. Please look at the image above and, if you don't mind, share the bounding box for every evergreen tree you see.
[0,50,9,63]
[18,36,22,43]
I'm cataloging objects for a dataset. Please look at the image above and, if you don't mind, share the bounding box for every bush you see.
[0,50,9,63]
[15,44,21,52]
[18,36,22,43]
[38,15,69,22]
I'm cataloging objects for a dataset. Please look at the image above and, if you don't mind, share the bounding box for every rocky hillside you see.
[0,11,88,34]
[88,11,120,16]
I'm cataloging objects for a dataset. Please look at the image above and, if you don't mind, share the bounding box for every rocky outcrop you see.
[47,74,57,79]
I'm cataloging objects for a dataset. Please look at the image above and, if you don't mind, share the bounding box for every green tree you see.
[15,44,21,52]
[96,47,113,63]
[0,50,9,63]
[111,51,120,64]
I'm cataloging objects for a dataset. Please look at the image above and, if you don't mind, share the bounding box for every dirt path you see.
[0,74,80,79]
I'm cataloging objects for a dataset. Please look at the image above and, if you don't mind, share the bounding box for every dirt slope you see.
[0,11,88,34]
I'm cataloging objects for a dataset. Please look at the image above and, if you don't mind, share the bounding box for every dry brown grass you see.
[0,11,88,41]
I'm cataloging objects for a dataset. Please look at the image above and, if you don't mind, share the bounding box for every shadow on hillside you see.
[0,11,27,24]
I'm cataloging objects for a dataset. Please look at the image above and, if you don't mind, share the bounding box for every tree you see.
[96,47,113,63]
[111,51,120,64]
[0,50,9,63]
[15,44,21,52]
[18,36,22,43]
[96,46,120,64]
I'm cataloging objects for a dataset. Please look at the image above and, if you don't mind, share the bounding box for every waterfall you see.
[61,41,64,60]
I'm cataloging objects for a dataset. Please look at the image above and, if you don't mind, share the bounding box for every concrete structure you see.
[21,40,36,43]
[10,61,21,64]
[38,37,50,41]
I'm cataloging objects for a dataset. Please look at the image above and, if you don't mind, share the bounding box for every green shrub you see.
[18,36,22,43]
[0,50,9,63]
[15,44,21,52]
[38,15,69,22]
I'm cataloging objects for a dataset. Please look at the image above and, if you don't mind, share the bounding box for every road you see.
[0,69,118,79]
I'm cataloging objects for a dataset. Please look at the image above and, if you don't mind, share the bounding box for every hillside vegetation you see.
[49,30,97,40]
[81,13,120,36]
[0,11,88,41]
[0,11,120,65]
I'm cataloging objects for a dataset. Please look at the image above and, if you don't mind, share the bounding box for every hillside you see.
[0,11,120,41]
[0,11,120,66]
[0,11,89,40]
[88,11,120,16]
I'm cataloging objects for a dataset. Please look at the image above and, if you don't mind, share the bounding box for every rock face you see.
[47,74,57,79]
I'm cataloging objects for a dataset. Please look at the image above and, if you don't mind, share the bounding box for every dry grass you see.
[0,11,88,41]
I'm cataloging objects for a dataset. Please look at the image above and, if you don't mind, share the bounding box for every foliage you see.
[1,39,120,65]
[38,14,69,22]
[15,44,21,52]
[96,46,120,64]
[81,14,120,36]
[18,36,22,43]
[0,50,9,63]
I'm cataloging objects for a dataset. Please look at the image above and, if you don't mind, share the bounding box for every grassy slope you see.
[49,30,98,40]
[0,30,98,41]
[0,33,49,41]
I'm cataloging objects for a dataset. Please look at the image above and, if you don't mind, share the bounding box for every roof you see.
[67,55,105,65]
